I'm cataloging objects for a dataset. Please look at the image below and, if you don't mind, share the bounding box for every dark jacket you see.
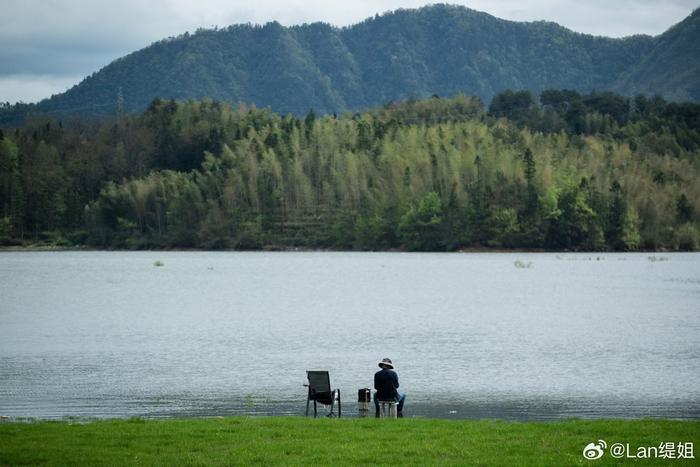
[374,368,400,401]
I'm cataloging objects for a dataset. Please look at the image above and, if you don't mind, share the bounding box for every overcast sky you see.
[0,0,697,104]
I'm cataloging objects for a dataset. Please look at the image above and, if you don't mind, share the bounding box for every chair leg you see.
[305,396,310,417]
[337,389,341,418]
[313,400,317,418]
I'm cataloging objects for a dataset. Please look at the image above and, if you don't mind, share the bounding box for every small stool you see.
[378,400,398,418]
[358,388,372,417]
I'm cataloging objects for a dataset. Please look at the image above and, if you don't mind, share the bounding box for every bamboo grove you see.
[0,92,698,250]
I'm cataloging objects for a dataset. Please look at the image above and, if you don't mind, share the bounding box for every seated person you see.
[374,357,406,417]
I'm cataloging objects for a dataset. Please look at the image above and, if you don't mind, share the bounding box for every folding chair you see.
[305,370,341,418]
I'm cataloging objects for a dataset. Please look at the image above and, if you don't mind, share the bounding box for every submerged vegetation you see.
[514,260,533,269]
[0,90,698,251]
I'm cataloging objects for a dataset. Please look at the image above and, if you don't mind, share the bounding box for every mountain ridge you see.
[3,3,698,123]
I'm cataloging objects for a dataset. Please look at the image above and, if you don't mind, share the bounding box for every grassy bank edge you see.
[1,416,698,465]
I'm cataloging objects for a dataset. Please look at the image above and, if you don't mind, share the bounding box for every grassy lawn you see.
[1,417,698,466]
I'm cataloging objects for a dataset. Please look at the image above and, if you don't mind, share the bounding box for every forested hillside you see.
[612,7,700,101]
[2,4,699,125]
[1,90,698,251]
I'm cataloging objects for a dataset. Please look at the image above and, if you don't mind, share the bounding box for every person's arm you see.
[392,371,399,389]
[374,372,379,390]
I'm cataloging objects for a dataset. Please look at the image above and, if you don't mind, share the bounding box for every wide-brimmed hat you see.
[378,358,394,369]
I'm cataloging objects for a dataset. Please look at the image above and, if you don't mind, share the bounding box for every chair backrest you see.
[305,370,340,416]
[306,370,331,394]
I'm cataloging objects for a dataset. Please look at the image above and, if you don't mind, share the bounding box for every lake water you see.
[1,251,698,420]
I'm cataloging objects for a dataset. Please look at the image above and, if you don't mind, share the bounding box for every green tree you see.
[397,191,445,251]
[486,208,520,248]
[0,216,12,244]
[676,194,694,223]
[545,183,603,250]
[0,138,21,237]
[522,148,538,217]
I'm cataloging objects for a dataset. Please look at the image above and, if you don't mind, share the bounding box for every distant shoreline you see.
[0,244,681,253]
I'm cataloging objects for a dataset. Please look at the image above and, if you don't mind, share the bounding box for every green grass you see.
[0,417,698,466]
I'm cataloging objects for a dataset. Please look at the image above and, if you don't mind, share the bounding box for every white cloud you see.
[155,0,697,35]
[475,0,697,37]
[0,74,84,104]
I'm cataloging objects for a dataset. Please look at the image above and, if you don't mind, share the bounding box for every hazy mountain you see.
[612,8,700,101]
[4,4,699,121]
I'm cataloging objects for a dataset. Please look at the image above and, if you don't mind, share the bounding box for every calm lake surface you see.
[1,251,698,420]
